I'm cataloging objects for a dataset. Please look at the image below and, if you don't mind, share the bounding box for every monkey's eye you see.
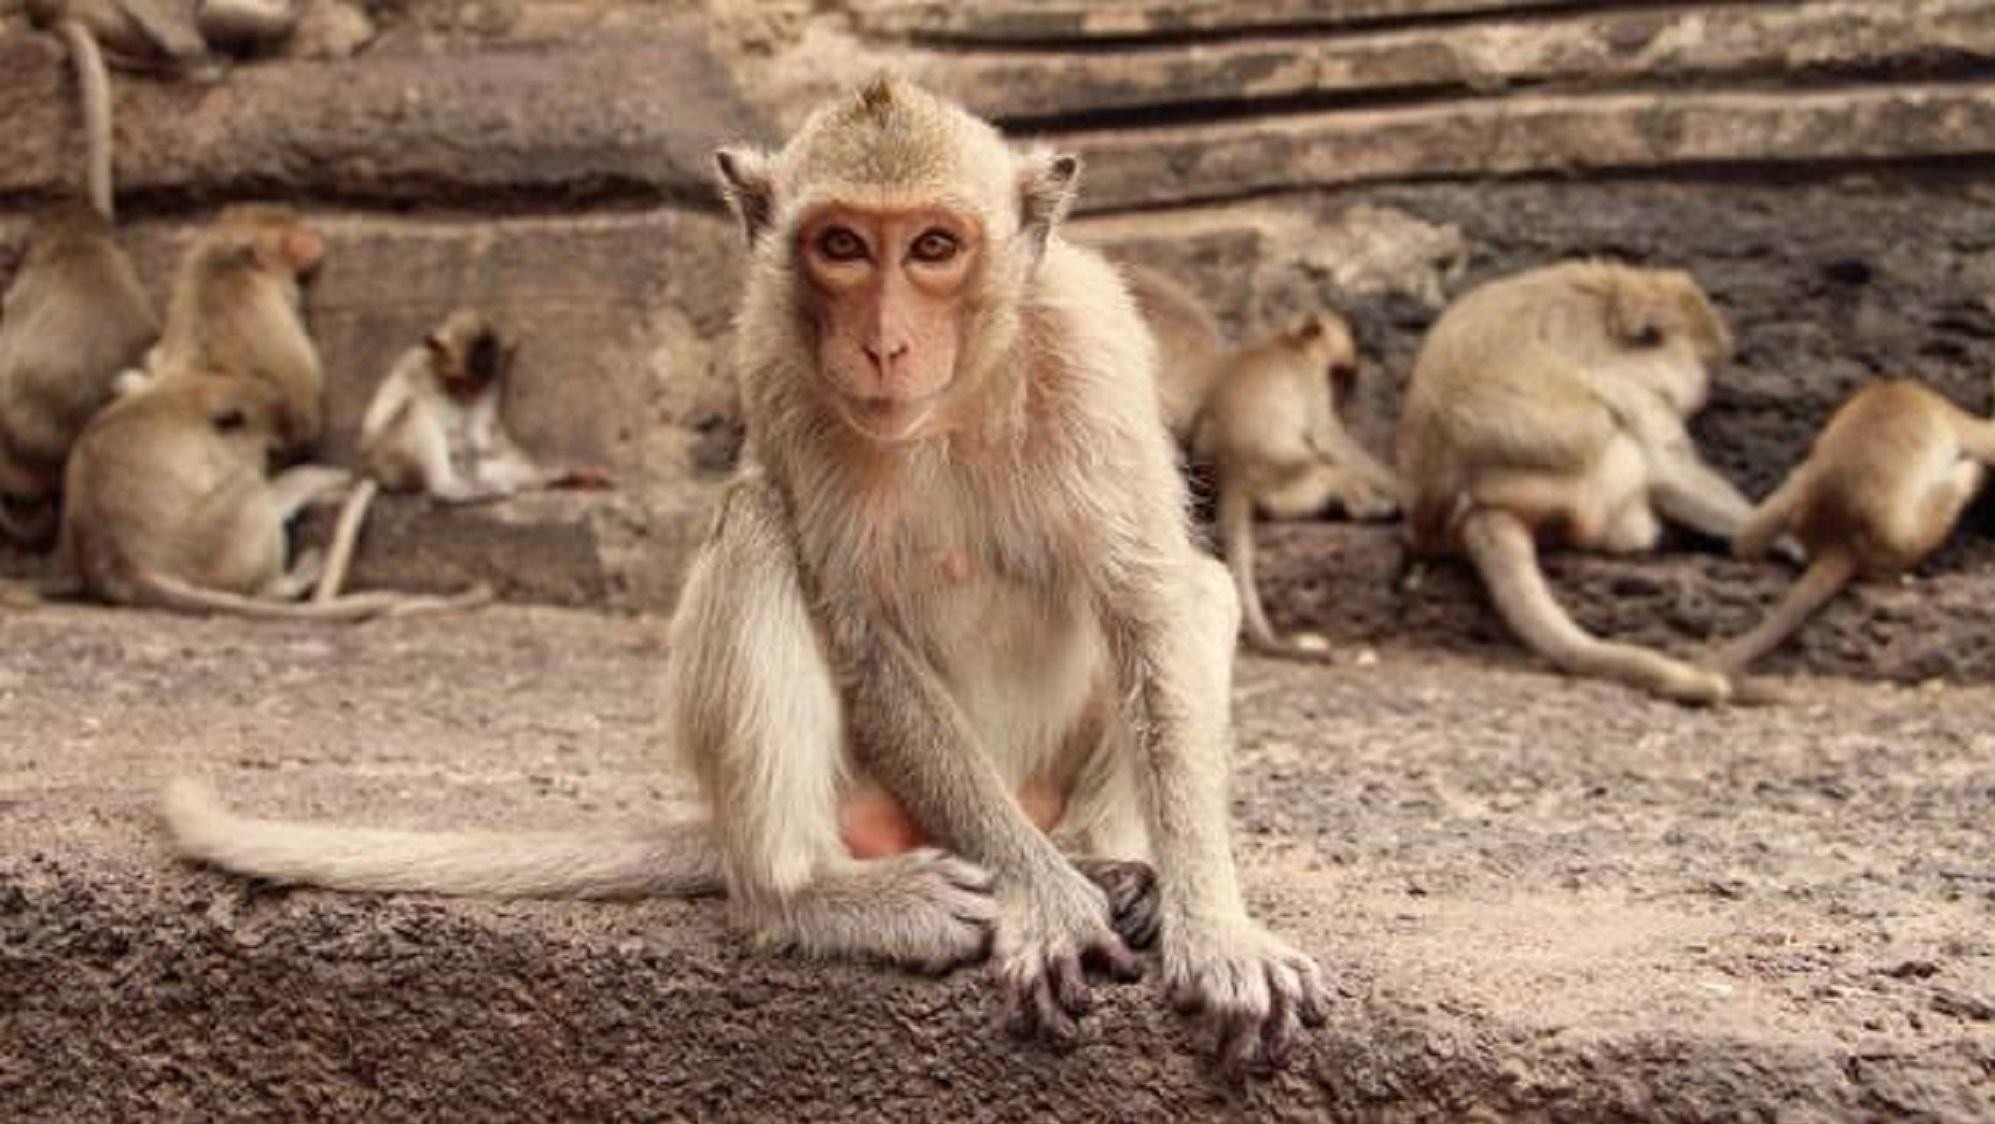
[816,227,869,263]
[1629,322,1665,347]
[212,408,248,432]
[909,229,960,264]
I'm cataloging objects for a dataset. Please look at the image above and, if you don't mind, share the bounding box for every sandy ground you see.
[1,603,1991,1121]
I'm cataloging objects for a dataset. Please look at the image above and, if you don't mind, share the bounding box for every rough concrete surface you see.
[2,605,1991,1121]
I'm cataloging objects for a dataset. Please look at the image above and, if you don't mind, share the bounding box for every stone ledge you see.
[1,606,1988,1120]
[913,1,1995,125]
[850,0,1594,43]
[0,29,772,207]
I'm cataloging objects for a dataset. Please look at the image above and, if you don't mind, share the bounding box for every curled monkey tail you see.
[162,778,727,900]
[1706,549,1858,675]
[56,20,114,219]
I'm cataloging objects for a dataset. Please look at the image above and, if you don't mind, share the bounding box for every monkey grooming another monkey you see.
[1397,260,1755,705]
[309,308,613,602]
[60,370,489,619]
[163,76,1327,1076]
[140,205,329,454]
[1706,378,1995,673]
[0,202,159,547]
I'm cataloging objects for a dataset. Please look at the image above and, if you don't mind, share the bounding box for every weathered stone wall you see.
[4,0,1995,673]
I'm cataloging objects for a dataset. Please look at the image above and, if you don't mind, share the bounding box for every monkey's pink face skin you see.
[798,204,981,444]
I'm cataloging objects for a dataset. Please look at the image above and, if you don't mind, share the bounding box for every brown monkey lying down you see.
[164,76,1328,1076]
[1706,377,1995,673]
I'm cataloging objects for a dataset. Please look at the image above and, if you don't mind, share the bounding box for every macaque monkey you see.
[163,76,1327,1076]
[0,202,159,547]
[1397,260,1755,705]
[1198,315,1400,659]
[1705,378,1995,673]
[140,205,328,454]
[1120,264,1226,443]
[60,370,489,619]
[309,308,613,602]
[26,0,210,79]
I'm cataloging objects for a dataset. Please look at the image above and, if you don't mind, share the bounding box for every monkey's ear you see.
[1606,288,1671,348]
[1672,279,1734,363]
[1017,150,1081,255]
[714,148,776,246]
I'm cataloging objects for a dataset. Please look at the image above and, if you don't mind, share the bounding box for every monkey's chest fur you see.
[797,460,1111,789]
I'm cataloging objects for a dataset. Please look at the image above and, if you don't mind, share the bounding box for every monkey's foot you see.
[754,849,997,975]
[1163,919,1330,1080]
[1072,859,1160,951]
[992,874,1144,1046]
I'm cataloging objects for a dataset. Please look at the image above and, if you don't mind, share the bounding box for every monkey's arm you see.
[825,609,1137,1040]
[1096,489,1331,1073]
[108,0,207,63]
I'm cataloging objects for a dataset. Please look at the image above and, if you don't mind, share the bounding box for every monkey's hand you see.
[1340,483,1400,523]
[992,871,1144,1046]
[1163,918,1330,1079]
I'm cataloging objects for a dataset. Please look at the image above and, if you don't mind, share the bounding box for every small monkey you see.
[1196,314,1400,659]
[163,76,1327,1077]
[60,370,489,619]
[312,310,612,601]
[1706,378,1995,673]
[0,202,159,547]
[142,205,329,454]
[1397,260,1756,705]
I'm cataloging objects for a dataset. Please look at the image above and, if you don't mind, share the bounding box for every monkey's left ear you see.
[1606,289,1670,348]
[1017,150,1081,257]
[714,148,777,246]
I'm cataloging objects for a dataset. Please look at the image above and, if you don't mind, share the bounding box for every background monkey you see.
[0,202,159,547]
[141,205,329,454]
[1706,377,1995,673]
[1397,260,1756,705]
[1197,314,1400,659]
[1121,264,1227,444]
[311,308,613,602]
[163,76,1327,1077]
[60,370,489,619]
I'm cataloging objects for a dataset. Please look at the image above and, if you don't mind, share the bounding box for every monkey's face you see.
[1287,314,1361,403]
[796,204,980,444]
[190,378,284,459]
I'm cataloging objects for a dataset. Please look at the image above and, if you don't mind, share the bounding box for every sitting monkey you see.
[1397,260,1760,704]
[164,75,1328,1077]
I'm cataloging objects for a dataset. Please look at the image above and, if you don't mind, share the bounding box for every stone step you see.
[1061,82,1995,211]
[850,0,1598,43]
[4,605,1989,1119]
[0,29,773,207]
[907,1,1995,125]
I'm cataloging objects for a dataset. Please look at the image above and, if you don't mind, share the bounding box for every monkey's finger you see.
[1292,957,1331,1029]
[1053,949,1092,1015]
[1084,934,1145,983]
[1217,1007,1264,1081]
[1260,964,1302,1070]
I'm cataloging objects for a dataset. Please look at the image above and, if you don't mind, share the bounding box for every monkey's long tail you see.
[136,570,489,621]
[1219,476,1333,662]
[162,779,726,900]
[56,21,114,219]
[1706,550,1859,675]
[1462,507,1729,705]
[314,478,379,603]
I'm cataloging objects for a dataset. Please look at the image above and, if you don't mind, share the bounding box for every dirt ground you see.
[2,604,1990,1121]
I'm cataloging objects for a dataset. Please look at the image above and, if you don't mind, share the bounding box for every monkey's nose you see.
[863,340,911,374]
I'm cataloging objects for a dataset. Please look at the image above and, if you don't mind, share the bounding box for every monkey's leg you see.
[267,464,354,521]
[1733,471,1806,561]
[1116,554,1329,1076]
[1460,507,1730,705]
[1217,474,1329,661]
[1649,447,1755,539]
[1256,462,1392,522]
[1306,417,1402,506]
[668,480,998,973]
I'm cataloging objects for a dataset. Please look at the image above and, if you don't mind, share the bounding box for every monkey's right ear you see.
[1017,150,1081,256]
[714,148,776,246]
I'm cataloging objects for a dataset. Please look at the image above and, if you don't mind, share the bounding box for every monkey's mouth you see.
[838,394,938,444]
